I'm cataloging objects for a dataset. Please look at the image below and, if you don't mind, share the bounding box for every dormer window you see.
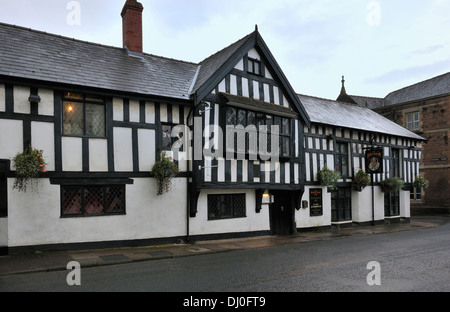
[247,57,261,76]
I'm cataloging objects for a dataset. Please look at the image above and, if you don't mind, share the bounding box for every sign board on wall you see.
[309,188,323,216]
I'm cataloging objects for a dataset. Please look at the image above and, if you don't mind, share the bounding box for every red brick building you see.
[338,73,450,214]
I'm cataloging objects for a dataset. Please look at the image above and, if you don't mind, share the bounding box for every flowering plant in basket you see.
[12,147,47,192]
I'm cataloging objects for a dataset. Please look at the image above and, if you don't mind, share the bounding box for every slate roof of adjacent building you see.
[0,22,198,101]
[298,94,425,141]
[384,71,450,106]
[342,72,450,108]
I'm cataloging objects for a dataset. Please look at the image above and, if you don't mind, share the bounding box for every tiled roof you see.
[0,23,199,100]
[298,94,425,140]
[348,95,385,109]
[384,71,450,105]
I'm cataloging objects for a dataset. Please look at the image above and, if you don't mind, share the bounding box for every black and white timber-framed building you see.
[0,0,425,253]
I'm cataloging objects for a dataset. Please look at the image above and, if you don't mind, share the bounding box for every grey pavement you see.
[0,216,443,277]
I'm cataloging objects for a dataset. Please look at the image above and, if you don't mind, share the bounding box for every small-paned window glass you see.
[208,194,246,220]
[248,58,262,76]
[61,185,125,217]
[63,92,106,137]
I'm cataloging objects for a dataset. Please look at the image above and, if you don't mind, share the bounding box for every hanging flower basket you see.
[317,166,341,191]
[12,147,47,192]
[151,151,179,196]
[413,175,429,189]
[380,177,404,193]
[353,169,370,191]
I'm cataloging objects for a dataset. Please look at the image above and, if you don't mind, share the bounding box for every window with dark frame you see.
[336,142,349,178]
[385,148,401,216]
[208,194,246,220]
[247,58,262,76]
[63,92,106,137]
[225,106,291,159]
[61,185,125,217]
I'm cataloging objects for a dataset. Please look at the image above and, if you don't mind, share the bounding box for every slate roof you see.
[347,95,385,109]
[297,94,425,141]
[191,33,254,95]
[0,22,198,100]
[344,72,450,108]
[384,71,450,106]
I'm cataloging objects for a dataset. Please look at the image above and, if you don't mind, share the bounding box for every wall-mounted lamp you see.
[198,102,212,115]
[262,191,274,204]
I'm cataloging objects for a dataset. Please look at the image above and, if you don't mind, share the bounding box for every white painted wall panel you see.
[31,122,55,171]
[0,119,22,169]
[62,137,82,172]
[145,102,155,124]
[0,84,5,112]
[13,86,30,114]
[129,100,140,122]
[89,138,108,172]
[38,89,54,116]
[113,98,124,121]
[138,129,155,172]
[113,127,133,172]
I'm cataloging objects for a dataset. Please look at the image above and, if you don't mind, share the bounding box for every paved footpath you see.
[0,219,439,276]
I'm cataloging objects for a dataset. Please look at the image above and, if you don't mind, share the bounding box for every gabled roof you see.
[0,22,198,101]
[298,94,425,141]
[190,29,311,127]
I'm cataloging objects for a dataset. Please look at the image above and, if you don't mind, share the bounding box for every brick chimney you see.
[121,0,144,53]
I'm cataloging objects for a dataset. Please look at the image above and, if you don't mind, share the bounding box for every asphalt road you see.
[1,217,449,293]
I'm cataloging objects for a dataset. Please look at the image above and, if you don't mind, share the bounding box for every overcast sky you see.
[1,0,449,100]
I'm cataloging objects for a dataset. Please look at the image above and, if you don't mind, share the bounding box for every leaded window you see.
[336,142,349,178]
[61,185,125,217]
[208,194,246,220]
[225,106,291,159]
[63,92,106,137]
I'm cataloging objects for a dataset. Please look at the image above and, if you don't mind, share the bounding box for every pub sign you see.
[365,148,383,174]
[309,188,323,216]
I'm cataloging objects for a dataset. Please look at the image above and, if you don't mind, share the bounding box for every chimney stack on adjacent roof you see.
[121,0,144,54]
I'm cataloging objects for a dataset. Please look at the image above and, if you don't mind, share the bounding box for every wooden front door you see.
[270,190,294,235]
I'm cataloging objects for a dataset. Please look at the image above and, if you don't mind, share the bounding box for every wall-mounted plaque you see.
[309,188,323,216]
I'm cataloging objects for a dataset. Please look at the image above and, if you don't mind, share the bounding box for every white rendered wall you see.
[296,186,332,228]
[189,189,270,236]
[7,178,187,247]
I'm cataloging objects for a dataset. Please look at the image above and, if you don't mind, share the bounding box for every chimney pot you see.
[121,0,144,54]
